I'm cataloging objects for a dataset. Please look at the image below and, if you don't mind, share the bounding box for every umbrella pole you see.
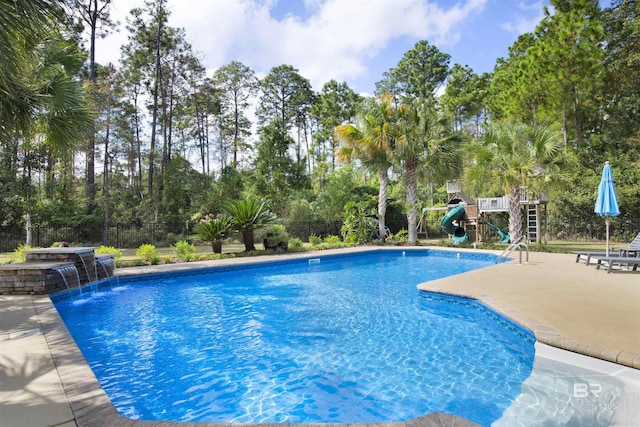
[605,218,610,256]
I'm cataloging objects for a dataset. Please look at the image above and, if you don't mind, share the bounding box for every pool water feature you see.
[54,249,536,425]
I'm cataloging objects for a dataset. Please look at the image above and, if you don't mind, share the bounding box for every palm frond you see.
[222,198,278,231]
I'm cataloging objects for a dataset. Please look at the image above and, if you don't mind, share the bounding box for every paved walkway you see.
[0,296,76,427]
[1,247,639,426]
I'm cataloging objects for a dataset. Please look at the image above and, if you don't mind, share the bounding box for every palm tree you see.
[335,94,396,242]
[0,0,66,139]
[223,199,278,251]
[13,34,93,244]
[465,120,573,243]
[395,100,462,244]
[30,37,93,152]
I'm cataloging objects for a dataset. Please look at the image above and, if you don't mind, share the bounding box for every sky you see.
[94,0,586,95]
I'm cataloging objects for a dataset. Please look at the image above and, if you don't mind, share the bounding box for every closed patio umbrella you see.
[594,161,620,255]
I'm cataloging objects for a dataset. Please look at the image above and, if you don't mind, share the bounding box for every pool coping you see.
[17,246,640,426]
[416,284,640,369]
[413,249,640,370]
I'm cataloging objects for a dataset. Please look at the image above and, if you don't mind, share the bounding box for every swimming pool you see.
[53,249,536,425]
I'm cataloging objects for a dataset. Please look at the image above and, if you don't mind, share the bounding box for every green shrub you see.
[343,232,359,245]
[172,240,196,261]
[392,229,408,243]
[264,224,289,251]
[287,237,306,252]
[136,244,159,264]
[162,255,172,264]
[341,201,377,243]
[309,234,323,246]
[9,244,37,263]
[95,245,123,260]
[323,235,341,244]
[309,234,345,250]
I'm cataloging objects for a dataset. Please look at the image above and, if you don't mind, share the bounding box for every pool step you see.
[493,357,622,427]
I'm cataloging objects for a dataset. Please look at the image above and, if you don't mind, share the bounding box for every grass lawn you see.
[540,240,610,252]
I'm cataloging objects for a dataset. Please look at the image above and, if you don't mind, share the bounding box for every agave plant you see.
[223,199,278,251]
[193,216,235,254]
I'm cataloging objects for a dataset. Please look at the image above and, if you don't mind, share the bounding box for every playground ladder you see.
[527,205,537,242]
[496,241,529,264]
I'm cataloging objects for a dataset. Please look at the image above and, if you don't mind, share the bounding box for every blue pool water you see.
[54,249,535,425]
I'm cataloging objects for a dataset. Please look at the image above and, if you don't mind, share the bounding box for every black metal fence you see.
[0,221,343,252]
[1,217,638,252]
[0,223,189,252]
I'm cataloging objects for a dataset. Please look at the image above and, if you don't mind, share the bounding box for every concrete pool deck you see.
[1,246,639,426]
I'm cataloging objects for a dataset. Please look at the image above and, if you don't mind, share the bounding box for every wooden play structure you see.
[438,180,548,244]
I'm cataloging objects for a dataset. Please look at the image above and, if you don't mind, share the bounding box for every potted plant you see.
[193,215,235,254]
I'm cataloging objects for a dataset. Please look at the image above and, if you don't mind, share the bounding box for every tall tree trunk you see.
[25,213,32,246]
[45,151,55,198]
[233,99,239,167]
[572,84,581,144]
[158,64,169,200]
[86,0,98,213]
[378,166,389,242]
[219,116,225,171]
[331,135,336,171]
[131,87,143,197]
[561,103,568,146]
[102,104,111,245]
[148,16,163,197]
[166,62,175,162]
[508,185,524,243]
[405,161,418,244]
[304,122,311,173]
[205,114,210,174]
[195,98,205,172]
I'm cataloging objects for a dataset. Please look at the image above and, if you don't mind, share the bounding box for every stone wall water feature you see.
[0,247,115,295]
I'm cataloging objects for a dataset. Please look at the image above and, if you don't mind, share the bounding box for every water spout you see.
[77,251,98,284]
[52,265,82,299]
[96,257,118,289]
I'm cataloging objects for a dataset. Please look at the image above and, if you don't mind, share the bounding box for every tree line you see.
[1,0,638,247]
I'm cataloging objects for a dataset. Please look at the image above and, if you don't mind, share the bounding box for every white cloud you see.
[96,0,488,91]
[500,1,545,35]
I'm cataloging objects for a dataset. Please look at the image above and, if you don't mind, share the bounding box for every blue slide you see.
[440,204,468,244]
[485,221,510,243]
